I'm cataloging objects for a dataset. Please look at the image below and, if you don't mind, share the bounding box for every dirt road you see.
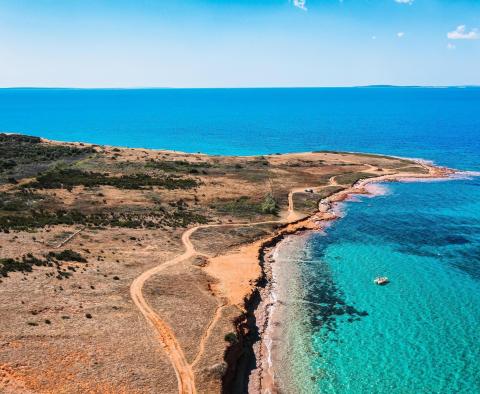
[130,165,444,394]
[130,220,285,394]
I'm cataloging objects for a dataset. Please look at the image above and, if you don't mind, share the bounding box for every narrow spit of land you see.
[0,134,451,393]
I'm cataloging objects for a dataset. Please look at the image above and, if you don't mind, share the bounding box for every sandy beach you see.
[247,162,453,393]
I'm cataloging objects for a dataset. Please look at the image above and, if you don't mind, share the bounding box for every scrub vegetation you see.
[0,133,95,183]
[27,168,199,190]
[0,133,436,394]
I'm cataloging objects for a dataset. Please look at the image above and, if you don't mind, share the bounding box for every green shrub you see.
[0,133,94,176]
[47,249,87,263]
[0,206,208,231]
[260,194,278,214]
[146,159,212,173]
[214,194,278,217]
[0,254,49,277]
[26,168,198,190]
[0,258,32,277]
[224,332,238,343]
[0,190,44,212]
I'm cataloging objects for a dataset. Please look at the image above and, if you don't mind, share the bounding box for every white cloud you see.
[395,0,414,4]
[397,32,405,38]
[447,25,479,40]
[293,0,307,11]
[447,43,456,50]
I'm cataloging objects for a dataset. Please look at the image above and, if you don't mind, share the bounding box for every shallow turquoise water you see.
[277,179,480,393]
[1,87,479,392]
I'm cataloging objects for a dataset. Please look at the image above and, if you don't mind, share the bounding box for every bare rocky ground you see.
[0,134,433,393]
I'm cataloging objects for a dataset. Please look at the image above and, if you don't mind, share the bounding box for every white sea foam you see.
[398,175,456,183]
[363,182,391,196]
[449,170,480,180]
[331,201,346,217]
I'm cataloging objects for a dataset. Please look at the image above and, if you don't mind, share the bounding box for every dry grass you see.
[0,135,431,393]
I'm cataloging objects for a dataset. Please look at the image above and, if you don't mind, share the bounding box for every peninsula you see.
[0,134,450,393]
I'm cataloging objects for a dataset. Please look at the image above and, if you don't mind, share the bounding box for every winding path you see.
[130,179,354,393]
[130,227,199,394]
[191,301,226,368]
[130,220,287,394]
[129,163,441,394]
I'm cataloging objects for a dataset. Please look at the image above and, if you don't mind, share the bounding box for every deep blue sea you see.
[1,88,479,393]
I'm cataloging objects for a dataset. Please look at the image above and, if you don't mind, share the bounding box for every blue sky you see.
[0,0,479,87]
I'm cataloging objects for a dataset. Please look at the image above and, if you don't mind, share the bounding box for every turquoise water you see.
[279,179,480,393]
[1,87,479,392]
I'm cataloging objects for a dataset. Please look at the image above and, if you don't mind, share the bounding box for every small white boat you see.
[374,276,389,286]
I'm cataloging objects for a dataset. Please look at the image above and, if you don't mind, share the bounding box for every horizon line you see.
[0,85,479,90]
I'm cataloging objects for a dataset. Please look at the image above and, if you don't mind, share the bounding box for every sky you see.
[0,0,479,87]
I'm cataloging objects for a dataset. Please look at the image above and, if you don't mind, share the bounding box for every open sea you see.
[1,87,479,393]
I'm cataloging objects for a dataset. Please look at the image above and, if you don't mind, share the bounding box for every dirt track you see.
[130,164,444,394]
[130,220,285,394]
[130,227,200,394]
[129,176,318,394]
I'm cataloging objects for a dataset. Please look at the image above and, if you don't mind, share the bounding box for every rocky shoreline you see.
[226,161,454,393]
